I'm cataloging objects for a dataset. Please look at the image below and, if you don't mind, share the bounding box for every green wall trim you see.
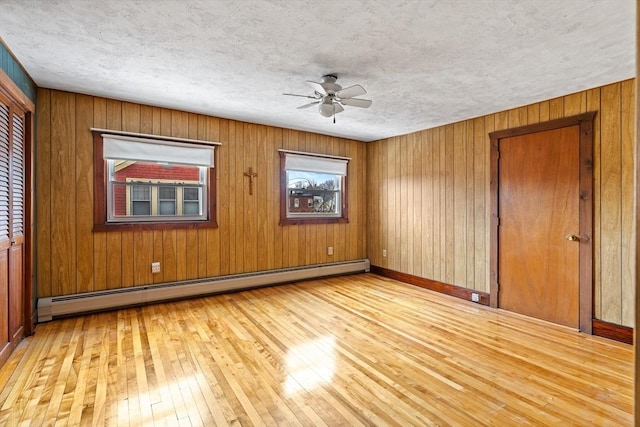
[0,40,36,103]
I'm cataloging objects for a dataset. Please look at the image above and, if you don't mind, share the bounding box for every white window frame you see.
[279,149,349,225]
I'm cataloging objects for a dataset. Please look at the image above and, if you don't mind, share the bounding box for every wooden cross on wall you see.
[244,167,258,195]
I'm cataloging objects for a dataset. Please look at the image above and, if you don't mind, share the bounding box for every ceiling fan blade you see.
[340,98,372,108]
[336,84,366,99]
[297,101,320,109]
[283,93,318,99]
[306,81,328,96]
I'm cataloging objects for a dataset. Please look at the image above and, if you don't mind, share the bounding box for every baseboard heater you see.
[38,259,370,322]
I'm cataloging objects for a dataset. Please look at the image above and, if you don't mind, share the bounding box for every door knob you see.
[566,234,580,242]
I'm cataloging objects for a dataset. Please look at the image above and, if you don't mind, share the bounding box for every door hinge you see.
[496,150,500,159]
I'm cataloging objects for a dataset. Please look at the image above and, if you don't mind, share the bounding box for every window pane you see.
[132,185,150,200]
[183,201,200,215]
[107,159,208,223]
[132,201,150,215]
[159,186,176,200]
[184,187,199,201]
[131,184,151,216]
[287,170,341,216]
[159,201,176,215]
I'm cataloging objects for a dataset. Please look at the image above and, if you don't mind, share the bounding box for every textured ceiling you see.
[0,0,635,142]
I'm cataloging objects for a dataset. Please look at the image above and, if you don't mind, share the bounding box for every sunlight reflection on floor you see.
[284,336,336,396]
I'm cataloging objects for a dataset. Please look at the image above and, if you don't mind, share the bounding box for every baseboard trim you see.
[370,266,490,306]
[592,319,633,345]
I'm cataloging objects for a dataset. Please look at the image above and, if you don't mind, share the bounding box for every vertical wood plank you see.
[433,128,443,281]
[226,121,237,273]
[527,104,540,125]
[75,95,95,293]
[549,97,564,120]
[587,88,601,319]
[444,125,455,284]
[599,83,622,324]
[620,80,634,327]
[539,100,550,122]
[379,138,388,268]
[399,135,409,273]
[235,122,246,272]
[484,114,495,292]
[411,132,422,277]
[507,106,527,128]
[256,124,268,271]
[465,120,475,289]
[421,130,433,279]
[564,92,586,117]
[388,136,398,270]
[244,123,258,272]
[473,117,487,292]
[271,127,283,270]
[50,91,76,296]
[35,89,52,297]
[453,122,466,287]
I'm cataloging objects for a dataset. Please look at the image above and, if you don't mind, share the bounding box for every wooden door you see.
[9,109,25,343]
[498,126,580,328]
[0,93,26,366]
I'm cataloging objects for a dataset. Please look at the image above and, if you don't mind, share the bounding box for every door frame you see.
[489,112,596,333]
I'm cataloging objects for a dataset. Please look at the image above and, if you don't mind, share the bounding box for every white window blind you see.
[103,134,215,167]
[284,153,348,176]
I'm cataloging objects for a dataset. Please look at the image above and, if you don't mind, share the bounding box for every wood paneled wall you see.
[35,89,367,298]
[367,79,636,327]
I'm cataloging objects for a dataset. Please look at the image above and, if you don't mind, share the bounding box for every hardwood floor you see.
[0,274,632,426]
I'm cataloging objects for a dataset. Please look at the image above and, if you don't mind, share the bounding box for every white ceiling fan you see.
[284,74,372,121]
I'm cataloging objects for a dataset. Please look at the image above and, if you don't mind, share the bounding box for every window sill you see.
[279,217,348,226]
[93,219,218,232]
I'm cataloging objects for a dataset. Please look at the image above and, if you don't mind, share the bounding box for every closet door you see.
[0,93,25,366]
[9,110,24,344]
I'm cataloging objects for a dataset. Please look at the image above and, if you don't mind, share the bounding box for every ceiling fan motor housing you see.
[321,74,341,94]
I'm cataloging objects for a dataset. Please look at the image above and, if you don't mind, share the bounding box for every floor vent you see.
[37,259,370,322]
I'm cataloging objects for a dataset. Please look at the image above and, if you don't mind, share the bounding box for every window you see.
[131,184,151,215]
[279,150,349,225]
[93,130,219,231]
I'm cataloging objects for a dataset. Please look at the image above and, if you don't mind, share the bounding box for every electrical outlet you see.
[327,246,333,255]
[471,293,480,303]
[382,249,387,257]
[151,262,161,274]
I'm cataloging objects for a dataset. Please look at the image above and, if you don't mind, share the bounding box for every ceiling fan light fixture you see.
[318,99,335,117]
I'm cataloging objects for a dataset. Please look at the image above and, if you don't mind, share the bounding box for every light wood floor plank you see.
[0,273,633,426]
